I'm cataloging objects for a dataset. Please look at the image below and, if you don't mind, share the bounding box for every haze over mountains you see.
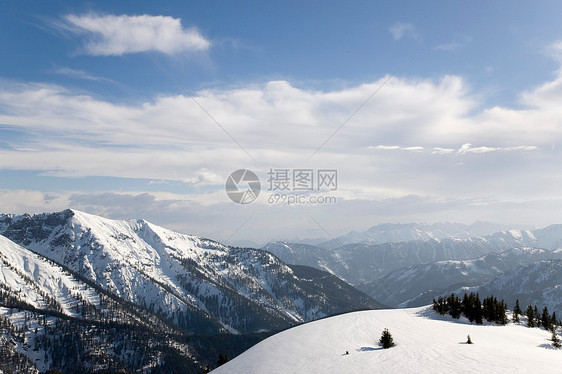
[316,221,532,249]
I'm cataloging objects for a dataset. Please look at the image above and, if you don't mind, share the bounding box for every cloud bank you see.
[3,40,562,240]
[57,13,211,56]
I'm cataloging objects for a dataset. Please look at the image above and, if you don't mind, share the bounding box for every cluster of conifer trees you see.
[434,293,561,335]
[433,292,508,325]
[511,299,560,330]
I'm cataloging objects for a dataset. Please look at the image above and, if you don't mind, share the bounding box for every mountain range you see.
[263,224,562,316]
[0,209,380,373]
[2,210,562,372]
[316,221,532,249]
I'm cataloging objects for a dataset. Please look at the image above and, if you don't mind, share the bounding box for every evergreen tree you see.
[474,294,483,325]
[462,293,471,321]
[499,300,508,325]
[217,353,228,367]
[433,296,448,315]
[542,307,552,330]
[534,305,540,326]
[513,299,521,323]
[448,294,462,319]
[379,328,395,349]
[551,327,561,349]
[526,304,535,328]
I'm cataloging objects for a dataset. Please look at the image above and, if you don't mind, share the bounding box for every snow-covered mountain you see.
[0,234,101,315]
[264,224,562,287]
[212,306,562,374]
[485,226,562,251]
[462,259,562,315]
[264,237,503,285]
[359,247,562,308]
[318,222,528,249]
[0,233,202,372]
[0,210,380,335]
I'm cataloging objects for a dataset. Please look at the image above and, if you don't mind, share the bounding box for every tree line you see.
[433,292,508,325]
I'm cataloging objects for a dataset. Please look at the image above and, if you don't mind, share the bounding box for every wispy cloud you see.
[369,145,424,152]
[434,42,462,51]
[432,147,456,155]
[389,22,420,41]
[52,66,116,83]
[434,37,472,51]
[456,143,539,155]
[371,144,538,155]
[54,13,211,56]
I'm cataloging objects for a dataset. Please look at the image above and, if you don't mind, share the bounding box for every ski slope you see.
[213,306,562,373]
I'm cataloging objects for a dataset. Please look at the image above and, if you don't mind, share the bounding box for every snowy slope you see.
[0,234,101,315]
[213,306,562,374]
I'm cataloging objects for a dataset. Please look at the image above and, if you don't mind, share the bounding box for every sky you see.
[1,0,562,246]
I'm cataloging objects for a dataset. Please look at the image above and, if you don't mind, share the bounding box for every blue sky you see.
[1,1,562,245]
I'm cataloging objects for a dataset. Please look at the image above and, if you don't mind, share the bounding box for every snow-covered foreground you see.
[213,306,562,373]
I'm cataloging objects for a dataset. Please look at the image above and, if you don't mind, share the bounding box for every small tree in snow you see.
[466,335,473,344]
[379,328,395,349]
[513,299,521,323]
[551,328,561,349]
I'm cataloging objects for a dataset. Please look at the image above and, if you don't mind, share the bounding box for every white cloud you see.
[52,66,116,83]
[457,143,498,155]
[389,22,420,40]
[432,147,455,155]
[369,145,423,152]
[456,143,539,155]
[434,42,461,51]
[58,13,210,56]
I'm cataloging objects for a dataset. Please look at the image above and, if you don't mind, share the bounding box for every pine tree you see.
[474,294,483,325]
[526,304,535,328]
[446,293,462,319]
[462,293,472,321]
[534,305,540,327]
[513,299,521,323]
[542,307,552,330]
[379,328,395,349]
[217,353,228,367]
[551,328,561,349]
